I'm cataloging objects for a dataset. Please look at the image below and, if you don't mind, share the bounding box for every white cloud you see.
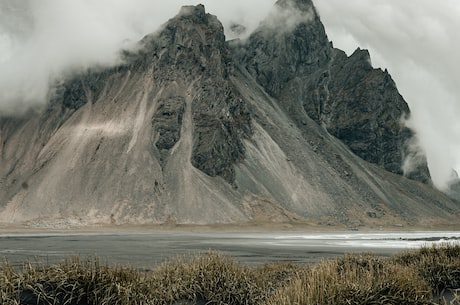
[0,0,274,113]
[260,1,315,35]
[0,34,12,63]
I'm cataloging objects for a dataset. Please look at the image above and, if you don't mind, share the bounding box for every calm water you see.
[1,231,459,267]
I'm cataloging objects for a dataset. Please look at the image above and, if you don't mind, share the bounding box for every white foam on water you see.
[269,232,460,249]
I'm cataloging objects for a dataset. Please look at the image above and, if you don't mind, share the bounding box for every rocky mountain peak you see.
[235,0,329,98]
[172,4,225,45]
[178,4,206,19]
[275,0,315,11]
[0,3,457,228]
[123,5,250,184]
[125,4,228,79]
[233,3,430,183]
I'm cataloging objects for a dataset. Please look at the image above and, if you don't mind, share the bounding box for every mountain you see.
[0,1,458,229]
[447,171,460,202]
[233,0,431,183]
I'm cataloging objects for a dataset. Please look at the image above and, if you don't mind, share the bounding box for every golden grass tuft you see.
[267,254,432,305]
[394,243,460,292]
[147,251,268,304]
[0,245,459,305]
[1,256,149,305]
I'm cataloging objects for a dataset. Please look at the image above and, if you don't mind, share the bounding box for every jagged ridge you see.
[234,0,430,182]
[0,1,458,228]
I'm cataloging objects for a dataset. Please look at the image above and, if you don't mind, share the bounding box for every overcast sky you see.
[0,0,459,190]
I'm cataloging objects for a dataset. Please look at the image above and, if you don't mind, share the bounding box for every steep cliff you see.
[234,0,430,182]
[0,2,457,228]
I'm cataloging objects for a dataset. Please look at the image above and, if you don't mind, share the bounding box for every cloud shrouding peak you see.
[0,0,272,113]
[314,0,460,190]
[1,0,459,190]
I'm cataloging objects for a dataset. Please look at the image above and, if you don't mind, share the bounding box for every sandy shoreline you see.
[1,221,460,234]
[2,222,460,268]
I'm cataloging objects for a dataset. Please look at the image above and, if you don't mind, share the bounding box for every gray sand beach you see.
[1,229,460,267]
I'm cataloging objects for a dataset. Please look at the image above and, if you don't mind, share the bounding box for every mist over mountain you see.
[314,0,460,192]
[1,1,459,192]
[0,0,458,228]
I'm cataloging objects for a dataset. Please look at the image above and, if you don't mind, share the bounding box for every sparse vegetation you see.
[1,245,459,305]
[267,254,432,305]
[394,243,460,303]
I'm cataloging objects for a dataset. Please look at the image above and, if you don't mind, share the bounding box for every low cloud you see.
[0,0,273,113]
[258,0,316,35]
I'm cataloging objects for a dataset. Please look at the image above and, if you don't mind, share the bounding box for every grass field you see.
[1,244,459,304]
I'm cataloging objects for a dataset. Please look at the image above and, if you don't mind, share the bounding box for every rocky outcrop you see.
[59,5,252,183]
[320,48,427,178]
[239,0,330,98]
[448,181,460,202]
[134,5,251,183]
[233,0,430,183]
[152,96,186,166]
[61,70,112,111]
[446,170,460,201]
[0,2,457,227]
[191,81,251,183]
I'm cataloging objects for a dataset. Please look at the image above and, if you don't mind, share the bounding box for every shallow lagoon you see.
[1,231,459,267]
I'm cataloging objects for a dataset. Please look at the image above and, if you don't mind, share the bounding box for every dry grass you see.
[267,254,432,305]
[394,243,460,305]
[1,256,149,305]
[0,252,276,305]
[0,245,459,305]
[147,252,269,304]
[394,243,460,292]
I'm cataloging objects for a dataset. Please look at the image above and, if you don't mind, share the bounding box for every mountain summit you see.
[0,2,458,228]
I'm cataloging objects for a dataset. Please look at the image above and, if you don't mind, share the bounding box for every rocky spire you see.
[233,0,430,183]
[275,0,315,11]
[136,4,251,183]
[236,0,330,98]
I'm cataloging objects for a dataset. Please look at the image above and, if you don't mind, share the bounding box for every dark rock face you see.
[320,49,411,175]
[191,81,250,183]
[234,0,430,182]
[240,0,330,98]
[61,69,114,110]
[62,78,87,110]
[125,4,252,183]
[446,170,460,201]
[152,96,185,165]
[447,180,460,202]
